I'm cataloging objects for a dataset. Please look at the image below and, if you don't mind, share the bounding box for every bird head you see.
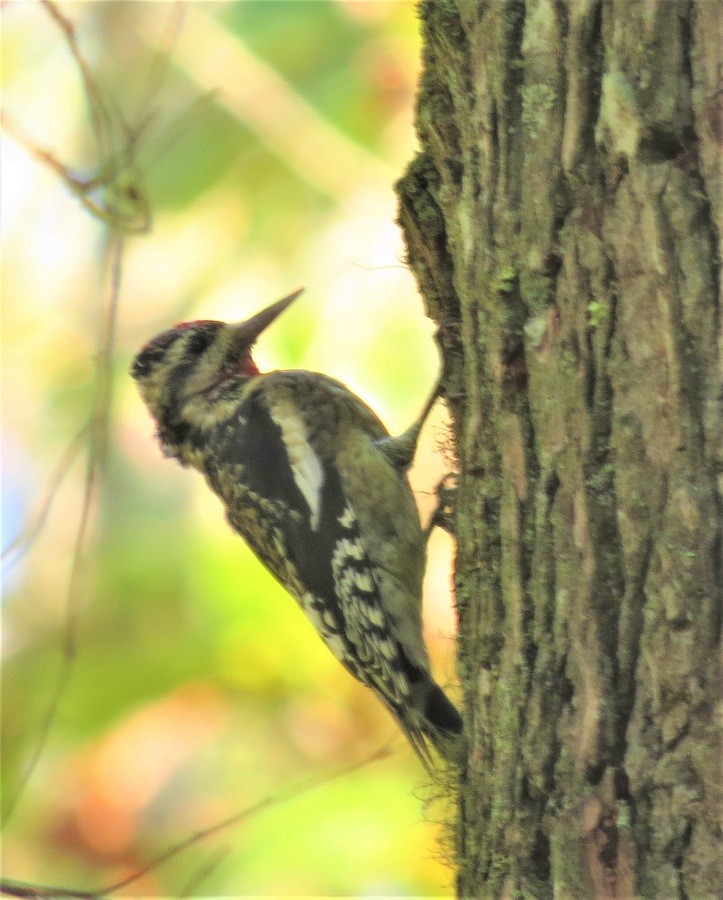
[130,288,302,418]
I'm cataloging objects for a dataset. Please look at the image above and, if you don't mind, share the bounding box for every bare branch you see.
[2,423,89,565]
[2,238,125,826]
[0,744,392,899]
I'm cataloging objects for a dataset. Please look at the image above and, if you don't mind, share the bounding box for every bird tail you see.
[396,676,464,771]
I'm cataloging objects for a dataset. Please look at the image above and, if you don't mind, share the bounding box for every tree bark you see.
[396,1,720,896]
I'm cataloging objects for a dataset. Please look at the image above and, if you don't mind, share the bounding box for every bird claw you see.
[424,472,457,542]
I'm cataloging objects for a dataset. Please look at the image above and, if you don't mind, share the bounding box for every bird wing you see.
[197,377,456,765]
[205,384,425,710]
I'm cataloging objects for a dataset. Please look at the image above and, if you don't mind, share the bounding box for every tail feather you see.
[423,680,463,735]
[395,676,464,770]
[420,679,465,766]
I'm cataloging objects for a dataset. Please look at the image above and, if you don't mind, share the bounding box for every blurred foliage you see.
[1,2,458,896]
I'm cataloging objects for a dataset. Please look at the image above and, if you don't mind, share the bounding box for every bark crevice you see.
[397,1,720,896]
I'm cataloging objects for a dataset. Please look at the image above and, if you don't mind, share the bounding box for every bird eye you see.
[185,329,215,357]
[131,322,220,381]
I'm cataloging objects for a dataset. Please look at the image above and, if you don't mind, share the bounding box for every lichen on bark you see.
[397,1,721,896]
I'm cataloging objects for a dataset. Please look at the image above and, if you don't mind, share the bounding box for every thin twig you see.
[2,238,125,827]
[4,2,153,233]
[98,743,392,896]
[142,88,218,176]
[0,880,96,899]
[176,845,231,898]
[65,234,123,656]
[1,109,150,234]
[2,422,89,564]
[40,0,113,163]
[3,4,211,235]
[134,2,187,122]
[0,111,86,186]
[0,744,392,899]
[41,0,152,234]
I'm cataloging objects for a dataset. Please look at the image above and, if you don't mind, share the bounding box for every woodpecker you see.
[130,290,463,767]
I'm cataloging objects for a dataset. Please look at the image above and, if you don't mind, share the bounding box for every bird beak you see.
[229,288,304,347]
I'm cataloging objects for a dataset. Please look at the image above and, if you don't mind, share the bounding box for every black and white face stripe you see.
[130,321,229,427]
[130,328,183,380]
[131,321,223,381]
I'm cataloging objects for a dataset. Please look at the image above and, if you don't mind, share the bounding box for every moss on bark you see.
[397,1,721,896]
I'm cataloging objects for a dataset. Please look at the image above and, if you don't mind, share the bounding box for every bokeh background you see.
[2,2,459,895]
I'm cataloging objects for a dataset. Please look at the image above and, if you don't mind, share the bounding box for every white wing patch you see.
[301,592,346,661]
[268,398,324,530]
[330,521,410,703]
[338,505,357,529]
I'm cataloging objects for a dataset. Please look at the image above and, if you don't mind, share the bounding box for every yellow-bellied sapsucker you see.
[131,290,463,766]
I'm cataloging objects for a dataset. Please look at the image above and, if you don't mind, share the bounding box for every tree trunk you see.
[396,1,720,896]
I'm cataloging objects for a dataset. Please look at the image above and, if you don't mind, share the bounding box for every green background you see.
[2,3,458,895]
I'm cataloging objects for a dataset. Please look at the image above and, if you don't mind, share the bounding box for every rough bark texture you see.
[396,1,720,897]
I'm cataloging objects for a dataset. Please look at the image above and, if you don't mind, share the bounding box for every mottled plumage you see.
[131,291,463,766]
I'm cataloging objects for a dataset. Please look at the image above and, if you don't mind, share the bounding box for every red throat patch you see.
[237,352,260,378]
